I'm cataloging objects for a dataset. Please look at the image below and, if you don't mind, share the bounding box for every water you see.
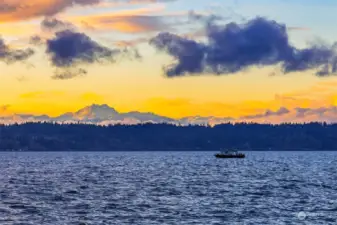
[0,151,336,225]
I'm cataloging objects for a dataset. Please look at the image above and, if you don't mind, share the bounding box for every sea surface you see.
[0,151,336,225]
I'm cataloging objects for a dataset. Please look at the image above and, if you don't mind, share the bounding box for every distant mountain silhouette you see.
[0,104,175,125]
[2,104,337,125]
[0,104,235,125]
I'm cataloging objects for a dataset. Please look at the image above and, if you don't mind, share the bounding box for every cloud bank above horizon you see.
[2,1,337,79]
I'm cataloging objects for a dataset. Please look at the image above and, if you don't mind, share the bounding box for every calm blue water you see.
[0,151,336,225]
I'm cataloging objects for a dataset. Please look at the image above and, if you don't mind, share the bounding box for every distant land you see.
[0,104,232,126]
[2,104,337,126]
[0,122,337,151]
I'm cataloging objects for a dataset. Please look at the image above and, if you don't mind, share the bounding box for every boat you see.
[215,149,245,158]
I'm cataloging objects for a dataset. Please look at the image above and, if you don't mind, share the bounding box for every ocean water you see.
[0,151,336,225]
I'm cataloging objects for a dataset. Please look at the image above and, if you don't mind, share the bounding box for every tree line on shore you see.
[0,122,335,151]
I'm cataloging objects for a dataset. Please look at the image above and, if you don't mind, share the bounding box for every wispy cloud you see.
[237,106,337,124]
[113,37,149,47]
[0,0,175,23]
[41,17,75,32]
[281,80,337,99]
[287,26,311,31]
[68,5,207,34]
[51,68,88,80]
[111,28,205,47]
[71,4,171,33]
[0,38,34,64]
[0,0,100,23]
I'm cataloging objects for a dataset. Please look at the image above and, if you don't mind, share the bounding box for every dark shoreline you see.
[1,122,337,151]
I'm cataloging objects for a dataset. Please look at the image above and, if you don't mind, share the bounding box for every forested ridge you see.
[0,122,336,151]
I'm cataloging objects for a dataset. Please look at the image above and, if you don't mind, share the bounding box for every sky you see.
[1,0,337,121]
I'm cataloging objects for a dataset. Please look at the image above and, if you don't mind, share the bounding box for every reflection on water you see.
[0,151,336,224]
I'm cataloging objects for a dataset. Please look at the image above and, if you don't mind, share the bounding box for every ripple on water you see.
[0,151,336,224]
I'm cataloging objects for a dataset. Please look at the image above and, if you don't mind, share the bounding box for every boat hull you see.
[215,154,245,158]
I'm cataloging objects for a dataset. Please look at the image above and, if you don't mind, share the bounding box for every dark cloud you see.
[45,29,140,78]
[150,17,337,77]
[46,29,120,68]
[0,38,34,64]
[149,32,206,76]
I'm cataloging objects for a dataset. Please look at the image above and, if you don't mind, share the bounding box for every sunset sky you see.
[1,0,337,120]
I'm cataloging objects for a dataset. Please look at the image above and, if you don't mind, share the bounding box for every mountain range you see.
[1,104,337,125]
[0,104,233,125]
[0,104,171,125]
